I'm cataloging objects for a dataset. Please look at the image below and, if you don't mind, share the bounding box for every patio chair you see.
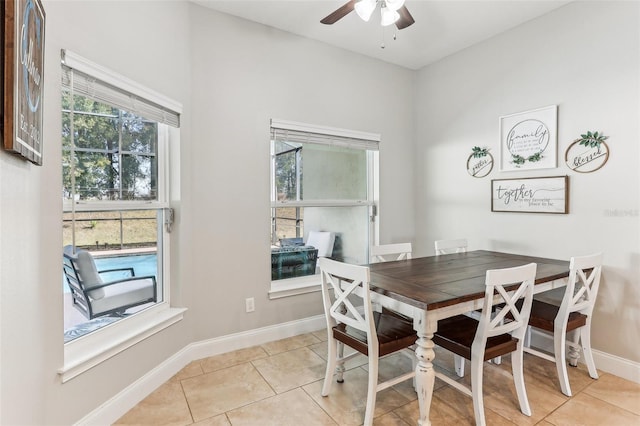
[63,245,157,320]
[319,257,417,426]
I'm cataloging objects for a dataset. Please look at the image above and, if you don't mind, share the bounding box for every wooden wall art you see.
[565,131,609,173]
[2,0,46,165]
[467,146,493,178]
[491,175,569,214]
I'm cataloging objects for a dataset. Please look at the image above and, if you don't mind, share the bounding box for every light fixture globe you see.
[354,0,376,22]
[380,5,400,26]
[385,0,405,11]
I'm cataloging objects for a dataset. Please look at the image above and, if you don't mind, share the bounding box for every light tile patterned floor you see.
[115,330,640,425]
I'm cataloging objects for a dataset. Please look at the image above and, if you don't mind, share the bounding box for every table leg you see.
[414,310,437,426]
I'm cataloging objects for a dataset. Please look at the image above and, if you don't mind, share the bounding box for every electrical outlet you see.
[245,297,255,313]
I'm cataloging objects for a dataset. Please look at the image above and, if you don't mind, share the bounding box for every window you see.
[59,50,184,381]
[269,119,379,298]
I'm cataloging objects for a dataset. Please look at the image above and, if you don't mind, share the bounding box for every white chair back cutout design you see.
[370,242,412,263]
[434,238,468,255]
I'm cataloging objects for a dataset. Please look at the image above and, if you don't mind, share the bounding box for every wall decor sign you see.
[565,131,609,173]
[2,0,46,165]
[467,146,493,178]
[491,175,568,214]
[499,105,557,172]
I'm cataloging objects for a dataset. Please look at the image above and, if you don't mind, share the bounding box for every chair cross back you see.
[564,256,602,316]
[324,269,371,336]
[370,242,412,263]
[434,238,468,255]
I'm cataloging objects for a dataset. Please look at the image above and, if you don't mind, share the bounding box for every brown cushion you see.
[528,300,587,332]
[433,314,518,361]
[333,311,417,357]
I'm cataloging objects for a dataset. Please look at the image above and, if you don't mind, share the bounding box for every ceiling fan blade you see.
[395,6,415,30]
[321,0,357,25]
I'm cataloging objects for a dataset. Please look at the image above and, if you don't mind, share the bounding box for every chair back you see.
[63,245,106,299]
[370,242,412,263]
[435,238,468,255]
[307,231,336,257]
[560,253,603,320]
[473,263,537,353]
[319,257,378,356]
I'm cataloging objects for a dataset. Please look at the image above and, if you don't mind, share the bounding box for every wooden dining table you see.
[366,250,571,426]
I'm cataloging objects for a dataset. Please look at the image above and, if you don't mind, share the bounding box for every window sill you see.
[268,274,322,299]
[59,305,186,383]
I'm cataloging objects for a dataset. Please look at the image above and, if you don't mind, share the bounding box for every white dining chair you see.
[370,242,412,263]
[434,238,468,255]
[524,253,603,396]
[319,257,417,426]
[433,263,537,426]
[435,238,473,376]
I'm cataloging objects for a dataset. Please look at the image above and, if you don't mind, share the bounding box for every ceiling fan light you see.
[385,0,405,12]
[380,6,400,26]
[354,0,376,22]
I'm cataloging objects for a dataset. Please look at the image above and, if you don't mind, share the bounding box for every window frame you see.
[59,51,185,382]
[268,120,380,299]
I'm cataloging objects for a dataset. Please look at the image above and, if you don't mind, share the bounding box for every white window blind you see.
[61,50,181,128]
[270,119,379,151]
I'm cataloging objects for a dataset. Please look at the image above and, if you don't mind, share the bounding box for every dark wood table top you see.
[368,250,570,311]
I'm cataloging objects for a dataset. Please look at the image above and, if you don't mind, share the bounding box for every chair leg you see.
[555,326,572,397]
[363,356,379,426]
[336,341,346,383]
[567,329,581,368]
[322,338,337,396]
[580,324,599,380]
[523,325,532,348]
[512,343,532,416]
[470,352,486,426]
[454,355,465,377]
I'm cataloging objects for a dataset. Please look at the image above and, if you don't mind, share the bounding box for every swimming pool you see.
[63,253,158,292]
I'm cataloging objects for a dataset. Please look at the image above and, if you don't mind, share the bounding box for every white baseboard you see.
[77,316,638,425]
[76,314,326,426]
[530,329,640,384]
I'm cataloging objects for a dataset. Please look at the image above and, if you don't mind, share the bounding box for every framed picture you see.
[491,176,568,214]
[499,105,557,172]
[565,131,610,173]
[2,0,46,165]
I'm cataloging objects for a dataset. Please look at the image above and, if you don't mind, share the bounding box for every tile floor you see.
[115,330,640,425]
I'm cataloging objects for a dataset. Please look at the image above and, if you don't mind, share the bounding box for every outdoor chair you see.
[433,263,537,426]
[319,257,417,426]
[523,253,602,396]
[63,245,157,320]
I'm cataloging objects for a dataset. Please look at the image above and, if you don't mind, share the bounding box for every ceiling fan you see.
[321,0,415,30]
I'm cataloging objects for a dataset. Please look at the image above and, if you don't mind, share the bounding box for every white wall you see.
[186,6,415,341]
[0,1,193,424]
[414,1,640,363]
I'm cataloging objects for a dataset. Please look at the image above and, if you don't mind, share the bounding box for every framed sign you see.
[2,0,46,165]
[499,105,557,172]
[491,176,568,214]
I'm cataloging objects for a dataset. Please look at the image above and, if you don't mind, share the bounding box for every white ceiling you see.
[192,0,571,70]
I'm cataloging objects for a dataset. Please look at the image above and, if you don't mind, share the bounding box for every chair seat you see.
[528,300,587,332]
[433,314,518,361]
[333,311,417,357]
